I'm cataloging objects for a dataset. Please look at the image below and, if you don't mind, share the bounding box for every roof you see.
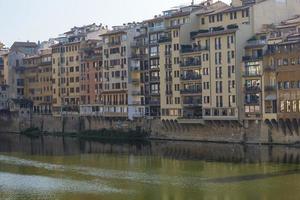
[165,11,191,19]
[11,42,37,49]
[100,30,126,37]
[193,29,237,39]
[143,16,165,23]
[50,41,81,48]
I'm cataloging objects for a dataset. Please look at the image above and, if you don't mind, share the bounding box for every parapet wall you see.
[1,113,300,145]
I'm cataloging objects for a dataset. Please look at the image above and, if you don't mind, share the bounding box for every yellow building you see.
[51,42,81,116]
[23,49,52,114]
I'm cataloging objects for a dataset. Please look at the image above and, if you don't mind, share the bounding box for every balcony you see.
[245,86,261,93]
[180,75,202,81]
[180,61,202,67]
[150,77,160,82]
[131,41,148,47]
[242,55,263,62]
[150,65,160,71]
[149,100,160,105]
[181,45,208,54]
[180,88,202,94]
[41,61,52,66]
[243,71,262,77]
[245,100,260,105]
[149,25,165,33]
[183,99,202,106]
[245,40,267,48]
[131,53,148,60]
[158,36,171,43]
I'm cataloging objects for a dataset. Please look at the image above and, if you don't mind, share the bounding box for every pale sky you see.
[0,0,231,47]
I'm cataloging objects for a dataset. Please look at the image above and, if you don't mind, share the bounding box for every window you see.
[150,46,158,57]
[201,18,205,25]
[173,44,179,51]
[173,30,179,38]
[216,67,222,78]
[216,81,223,93]
[151,84,159,94]
[292,100,297,112]
[287,101,291,112]
[280,101,285,112]
[284,81,290,89]
[175,97,181,104]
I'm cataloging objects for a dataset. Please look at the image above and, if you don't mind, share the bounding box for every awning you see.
[265,95,277,101]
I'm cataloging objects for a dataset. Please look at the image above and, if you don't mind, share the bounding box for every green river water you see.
[0,133,300,200]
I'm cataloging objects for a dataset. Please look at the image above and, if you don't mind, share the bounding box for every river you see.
[0,133,300,200]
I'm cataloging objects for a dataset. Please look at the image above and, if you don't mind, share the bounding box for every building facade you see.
[23,49,52,114]
[2,42,38,99]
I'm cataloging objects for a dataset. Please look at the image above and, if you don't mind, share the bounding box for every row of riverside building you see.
[1,0,300,124]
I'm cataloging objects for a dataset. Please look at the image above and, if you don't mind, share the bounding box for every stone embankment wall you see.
[1,112,300,145]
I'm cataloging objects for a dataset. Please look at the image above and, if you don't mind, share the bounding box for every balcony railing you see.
[181,46,208,54]
[246,40,267,48]
[243,71,262,77]
[131,41,148,47]
[181,75,202,81]
[149,25,165,33]
[245,100,260,105]
[158,36,172,43]
[149,100,160,105]
[180,61,202,67]
[150,77,160,82]
[131,53,148,59]
[245,86,261,93]
[243,55,263,62]
[183,100,202,105]
[180,88,202,94]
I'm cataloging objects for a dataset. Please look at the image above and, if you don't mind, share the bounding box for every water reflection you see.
[0,133,299,164]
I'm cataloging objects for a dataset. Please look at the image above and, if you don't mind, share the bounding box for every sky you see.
[0,0,231,47]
